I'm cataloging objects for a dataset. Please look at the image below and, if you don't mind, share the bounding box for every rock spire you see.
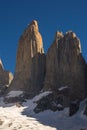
[44,31,87,100]
[9,20,46,96]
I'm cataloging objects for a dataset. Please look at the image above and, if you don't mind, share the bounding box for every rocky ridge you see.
[0,59,13,95]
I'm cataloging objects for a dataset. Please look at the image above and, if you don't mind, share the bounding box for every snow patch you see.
[23,91,52,112]
[32,91,52,102]
[7,91,23,98]
[57,104,63,107]
[58,86,68,91]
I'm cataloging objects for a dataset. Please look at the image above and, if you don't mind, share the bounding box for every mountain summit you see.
[8,20,45,96]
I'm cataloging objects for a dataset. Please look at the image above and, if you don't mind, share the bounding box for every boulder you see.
[69,100,80,116]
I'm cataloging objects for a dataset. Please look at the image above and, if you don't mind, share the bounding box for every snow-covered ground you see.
[0,91,87,130]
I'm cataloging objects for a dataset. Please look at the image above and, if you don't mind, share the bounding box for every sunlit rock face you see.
[16,20,44,74]
[0,59,13,93]
[9,20,46,96]
[44,31,87,100]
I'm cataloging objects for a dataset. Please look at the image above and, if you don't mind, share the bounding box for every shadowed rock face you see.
[44,31,87,100]
[9,20,46,96]
[0,59,13,92]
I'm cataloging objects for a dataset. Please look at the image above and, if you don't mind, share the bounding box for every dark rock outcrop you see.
[0,59,13,95]
[34,92,64,113]
[83,99,87,116]
[44,31,87,100]
[85,64,87,96]
[69,100,80,116]
[34,88,71,113]
[9,20,46,96]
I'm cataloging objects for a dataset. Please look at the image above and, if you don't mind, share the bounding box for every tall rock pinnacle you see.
[16,20,44,74]
[44,31,87,100]
[9,20,45,96]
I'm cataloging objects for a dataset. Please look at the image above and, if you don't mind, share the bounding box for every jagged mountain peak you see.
[0,58,4,71]
[29,20,38,27]
[65,31,76,38]
[28,20,38,32]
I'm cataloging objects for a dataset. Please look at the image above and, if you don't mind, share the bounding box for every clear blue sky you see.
[0,0,87,73]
